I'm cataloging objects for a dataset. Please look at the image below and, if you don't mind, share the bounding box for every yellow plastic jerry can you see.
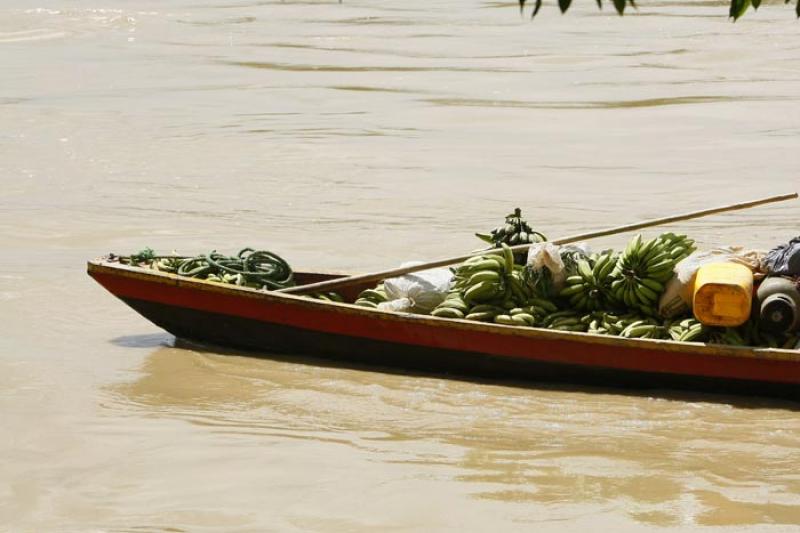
[692,262,753,327]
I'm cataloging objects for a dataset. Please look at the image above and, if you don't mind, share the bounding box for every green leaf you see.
[475,233,495,244]
[532,0,543,18]
[729,0,751,20]
[517,0,793,20]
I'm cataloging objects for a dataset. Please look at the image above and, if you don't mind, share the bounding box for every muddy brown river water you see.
[2,1,800,531]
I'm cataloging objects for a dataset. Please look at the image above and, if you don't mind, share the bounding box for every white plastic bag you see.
[378,263,453,314]
[658,247,765,318]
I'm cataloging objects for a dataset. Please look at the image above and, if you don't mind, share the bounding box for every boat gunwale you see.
[87,259,800,364]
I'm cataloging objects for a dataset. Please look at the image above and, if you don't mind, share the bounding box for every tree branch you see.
[519,0,800,20]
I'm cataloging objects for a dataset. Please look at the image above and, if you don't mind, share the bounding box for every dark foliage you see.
[519,0,800,20]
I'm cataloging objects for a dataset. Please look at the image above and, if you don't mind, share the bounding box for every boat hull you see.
[89,261,800,400]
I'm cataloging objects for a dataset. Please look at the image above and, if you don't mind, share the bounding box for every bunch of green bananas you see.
[464,304,506,322]
[720,317,798,348]
[708,327,747,346]
[493,302,556,326]
[431,244,558,323]
[559,251,619,311]
[609,233,696,316]
[308,292,345,303]
[455,299,555,326]
[540,310,587,332]
[665,317,709,342]
[452,244,517,305]
[585,312,664,338]
[204,272,259,287]
[585,311,614,335]
[462,304,512,322]
[475,207,547,248]
[354,285,388,308]
[591,251,620,291]
[149,256,185,273]
[618,319,666,339]
[431,291,472,319]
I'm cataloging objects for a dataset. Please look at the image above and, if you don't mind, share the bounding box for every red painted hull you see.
[88,260,800,399]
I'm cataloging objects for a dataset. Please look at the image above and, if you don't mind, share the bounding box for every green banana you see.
[431,307,465,319]
[639,278,665,293]
[559,283,585,297]
[552,317,581,327]
[527,298,558,312]
[680,326,706,342]
[553,324,587,332]
[646,260,675,275]
[470,304,506,314]
[577,259,594,281]
[358,289,388,303]
[513,313,536,325]
[464,280,502,303]
[459,259,503,274]
[501,243,514,275]
[465,311,499,322]
[467,270,502,285]
[494,314,516,325]
[435,299,469,313]
[635,282,659,303]
[623,324,659,338]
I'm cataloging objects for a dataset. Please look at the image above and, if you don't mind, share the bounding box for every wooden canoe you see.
[87,259,800,400]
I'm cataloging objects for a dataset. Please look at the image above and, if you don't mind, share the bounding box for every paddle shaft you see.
[280,192,798,295]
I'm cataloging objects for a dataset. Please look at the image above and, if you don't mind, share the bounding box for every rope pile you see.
[121,247,295,290]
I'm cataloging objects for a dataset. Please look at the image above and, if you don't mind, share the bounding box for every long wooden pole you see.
[280,192,797,295]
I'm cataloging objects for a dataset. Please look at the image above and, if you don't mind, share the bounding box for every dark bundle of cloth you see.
[764,236,800,276]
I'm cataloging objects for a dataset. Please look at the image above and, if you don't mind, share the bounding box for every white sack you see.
[378,263,453,314]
